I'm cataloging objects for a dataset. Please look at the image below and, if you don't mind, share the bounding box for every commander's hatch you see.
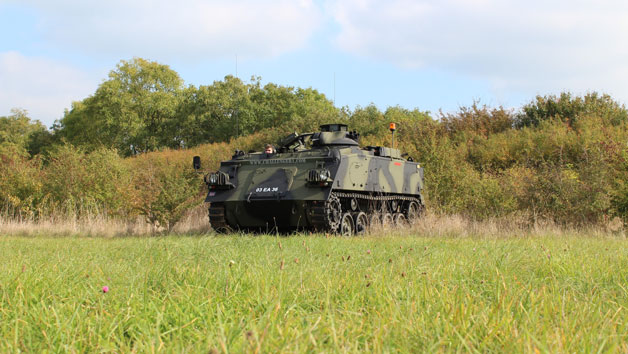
[313,124,360,146]
[277,132,314,152]
[278,124,360,151]
[319,124,348,132]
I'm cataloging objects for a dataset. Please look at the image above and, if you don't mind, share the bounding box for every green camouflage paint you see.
[200,124,424,233]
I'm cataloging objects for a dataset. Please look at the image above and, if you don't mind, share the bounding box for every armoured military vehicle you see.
[193,123,424,235]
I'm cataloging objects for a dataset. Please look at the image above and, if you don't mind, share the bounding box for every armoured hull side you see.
[331,147,424,196]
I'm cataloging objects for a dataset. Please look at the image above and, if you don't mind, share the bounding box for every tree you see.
[175,76,338,146]
[57,58,340,154]
[514,92,628,129]
[175,76,256,146]
[0,108,53,156]
[57,58,184,155]
[441,103,514,141]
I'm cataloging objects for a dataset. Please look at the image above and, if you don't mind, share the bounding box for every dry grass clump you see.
[367,211,626,238]
[0,208,625,238]
[0,215,150,237]
[0,205,212,237]
[169,204,213,234]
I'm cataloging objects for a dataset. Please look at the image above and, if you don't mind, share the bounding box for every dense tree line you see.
[55,58,337,156]
[2,57,628,229]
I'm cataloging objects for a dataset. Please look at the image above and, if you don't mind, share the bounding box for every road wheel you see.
[350,198,359,211]
[405,200,422,223]
[340,213,355,236]
[354,212,369,235]
[391,200,399,213]
[381,213,394,228]
[394,213,407,227]
[368,213,381,228]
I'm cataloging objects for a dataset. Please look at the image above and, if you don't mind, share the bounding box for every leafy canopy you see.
[56,58,338,156]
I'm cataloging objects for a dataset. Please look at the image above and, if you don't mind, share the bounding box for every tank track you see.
[211,193,423,233]
[333,191,422,204]
[308,193,342,232]
[308,191,423,232]
[208,202,230,232]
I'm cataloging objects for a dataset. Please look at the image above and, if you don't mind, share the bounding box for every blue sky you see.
[1,0,627,127]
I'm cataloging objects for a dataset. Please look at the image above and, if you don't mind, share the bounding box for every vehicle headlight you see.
[308,168,331,184]
[205,171,233,188]
[206,173,223,185]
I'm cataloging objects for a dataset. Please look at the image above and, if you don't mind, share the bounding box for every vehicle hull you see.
[203,126,425,233]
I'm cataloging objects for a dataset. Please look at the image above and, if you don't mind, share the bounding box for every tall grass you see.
[1,232,628,351]
[0,205,212,237]
[1,210,624,238]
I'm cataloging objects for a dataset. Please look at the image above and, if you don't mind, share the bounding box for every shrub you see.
[42,144,130,217]
[515,92,628,129]
[126,154,202,232]
[0,144,44,218]
[441,103,514,142]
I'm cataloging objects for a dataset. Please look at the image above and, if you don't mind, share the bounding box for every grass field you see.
[1,232,628,352]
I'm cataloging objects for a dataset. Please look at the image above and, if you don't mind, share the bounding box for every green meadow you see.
[1,233,628,352]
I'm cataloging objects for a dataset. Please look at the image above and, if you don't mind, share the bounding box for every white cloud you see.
[329,0,628,100]
[0,51,99,126]
[17,0,322,61]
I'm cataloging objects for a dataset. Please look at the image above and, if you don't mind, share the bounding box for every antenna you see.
[235,54,239,137]
[333,72,336,106]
